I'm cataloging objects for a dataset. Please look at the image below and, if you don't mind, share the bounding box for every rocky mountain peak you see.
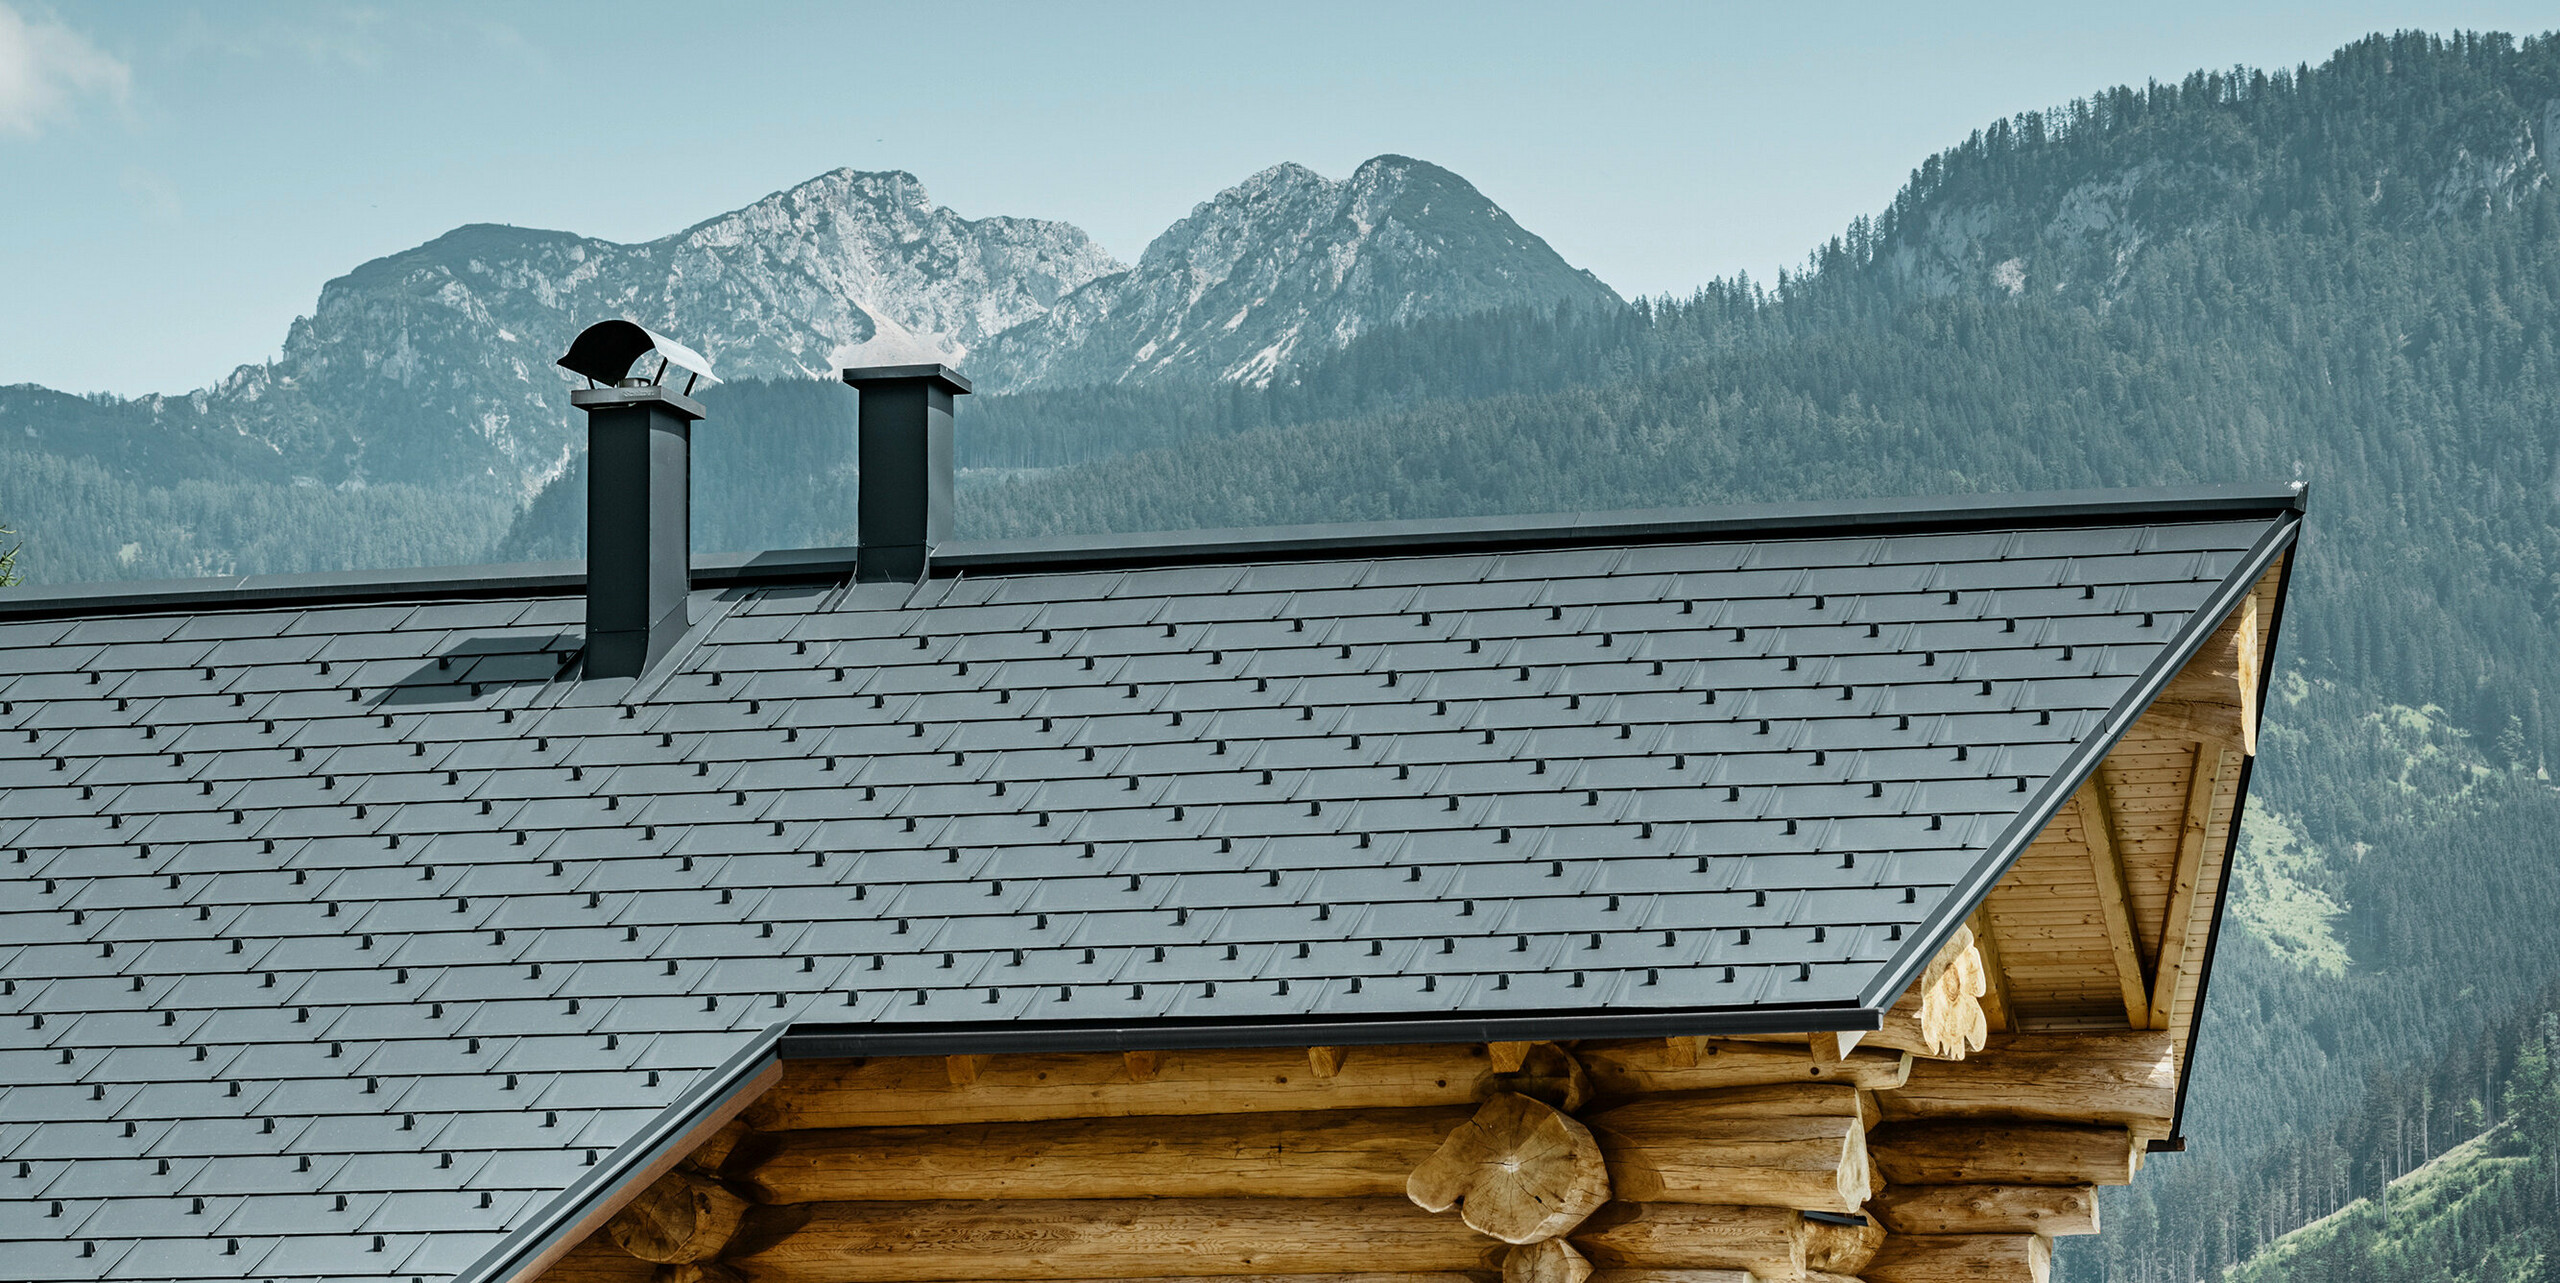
[974,154,1621,391]
[58,156,1617,500]
[257,169,1125,497]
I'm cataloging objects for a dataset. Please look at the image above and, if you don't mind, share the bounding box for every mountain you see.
[0,157,1623,516]
[971,155,1621,390]
[224,169,1126,498]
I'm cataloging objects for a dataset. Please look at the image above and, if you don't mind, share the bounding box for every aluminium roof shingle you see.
[0,491,2300,1283]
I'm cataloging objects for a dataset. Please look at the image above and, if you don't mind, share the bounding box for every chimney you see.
[557,321,721,679]
[842,364,971,582]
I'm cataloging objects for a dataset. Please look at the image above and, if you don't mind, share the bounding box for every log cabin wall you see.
[534,1029,2167,1283]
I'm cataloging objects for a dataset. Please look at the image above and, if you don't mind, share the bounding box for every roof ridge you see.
[0,484,2309,622]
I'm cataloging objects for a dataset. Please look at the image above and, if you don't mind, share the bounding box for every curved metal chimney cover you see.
[556,319,722,388]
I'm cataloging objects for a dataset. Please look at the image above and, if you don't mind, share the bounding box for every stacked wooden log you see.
[543,1022,2171,1283]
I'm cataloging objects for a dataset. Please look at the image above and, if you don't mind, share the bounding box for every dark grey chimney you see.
[842,363,971,582]
[557,321,720,679]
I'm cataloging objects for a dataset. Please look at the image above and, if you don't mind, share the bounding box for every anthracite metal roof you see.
[0,486,2301,1283]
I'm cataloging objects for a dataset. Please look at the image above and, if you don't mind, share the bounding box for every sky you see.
[3,2,2555,397]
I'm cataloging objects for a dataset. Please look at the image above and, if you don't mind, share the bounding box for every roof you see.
[0,484,2302,1283]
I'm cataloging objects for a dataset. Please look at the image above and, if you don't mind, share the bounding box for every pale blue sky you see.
[4,1,2554,397]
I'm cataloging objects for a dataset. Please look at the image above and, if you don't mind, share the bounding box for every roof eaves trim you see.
[0,482,2308,621]
[451,1023,787,1283]
[776,1000,1881,1061]
[1849,506,2303,1016]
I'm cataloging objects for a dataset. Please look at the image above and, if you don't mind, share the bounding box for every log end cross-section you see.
[1408,1092,1612,1243]
[605,1169,753,1265]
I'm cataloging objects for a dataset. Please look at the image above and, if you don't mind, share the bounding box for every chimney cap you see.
[841,363,972,396]
[558,320,722,391]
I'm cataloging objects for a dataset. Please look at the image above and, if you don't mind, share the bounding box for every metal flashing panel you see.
[0,506,2293,1281]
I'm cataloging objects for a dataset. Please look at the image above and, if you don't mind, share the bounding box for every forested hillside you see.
[2212,972,2560,1283]
[9,26,2560,1279]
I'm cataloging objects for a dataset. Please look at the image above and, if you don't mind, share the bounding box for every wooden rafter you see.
[2075,779,2151,1030]
[2146,744,2233,1032]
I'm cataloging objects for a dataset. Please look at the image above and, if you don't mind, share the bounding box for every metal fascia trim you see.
[775,1001,1881,1061]
[447,1022,787,1283]
[2155,531,2301,1150]
[1851,510,2304,1015]
[2149,751,2256,1153]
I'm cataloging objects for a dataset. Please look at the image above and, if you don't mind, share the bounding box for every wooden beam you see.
[1489,1042,1534,1072]
[1588,1091,1869,1212]
[2146,744,2233,1031]
[1865,1233,2053,1283]
[2132,698,2248,749]
[721,1198,1502,1283]
[1308,1046,1347,1078]
[1408,1093,1610,1243]
[1869,1122,2140,1186]
[1871,1185,2099,1237]
[530,1237,658,1283]
[2076,780,2152,1029]
[1581,1039,1912,1096]
[753,1277,1482,1283]
[685,1119,754,1173]
[1122,1050,1161,1083]
[945,1055,987,1086]
[1569,1202,1810,1281]
[737,1105,1473,1203]
[1831,929,1984,1059]
[1506,1241,1759,1283]
[2233,593,2263,755]
[1804,1215,1886,1275]
[2158,593,2262,754]
[604,1170,751,1265]
[1589,1272,1756,1283]
[1503,1240,1590,1283]
[1965,908,2015,1035]
[1878,1032,2176,1135]
[746,1045,1581,1129]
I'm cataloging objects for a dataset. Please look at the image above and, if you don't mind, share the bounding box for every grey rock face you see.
[109,158,1619,499]
[975,155,1623,391]
[246,169,1122,497]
